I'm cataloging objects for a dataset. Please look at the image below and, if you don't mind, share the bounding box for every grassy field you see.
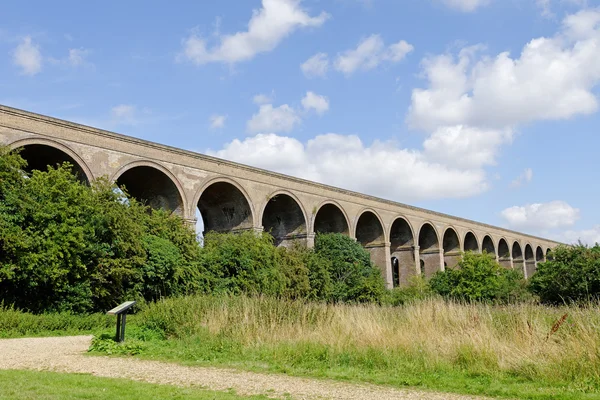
[0,369,270,400]
[4,296,600,399]
[0,306,112,338]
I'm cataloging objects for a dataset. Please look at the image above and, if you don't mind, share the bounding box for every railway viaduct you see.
[0,105,561,288]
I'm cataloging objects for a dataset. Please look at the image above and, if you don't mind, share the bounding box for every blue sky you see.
[1,0,600,243]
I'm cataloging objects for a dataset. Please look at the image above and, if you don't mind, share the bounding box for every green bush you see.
[429,252,528,303]
[314,233,385,303]
[0,148,202,313]
[383,276,435,306]
[529,244,600,304]
[201,231,287,296]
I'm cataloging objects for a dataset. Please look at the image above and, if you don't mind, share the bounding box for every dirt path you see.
[0,336,491,400]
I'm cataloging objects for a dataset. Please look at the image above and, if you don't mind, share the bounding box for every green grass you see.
[0,305,113,338]
[0,369,270,400]
[5,296,600,400]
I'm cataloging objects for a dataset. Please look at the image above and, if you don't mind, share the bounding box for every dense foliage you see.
[429,252,530,303]
[3,147,599,312]
[0,149,203,313]
[529,244,600,304]
[0,148,384,312]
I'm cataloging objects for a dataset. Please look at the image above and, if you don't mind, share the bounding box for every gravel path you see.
[0,336,492,400]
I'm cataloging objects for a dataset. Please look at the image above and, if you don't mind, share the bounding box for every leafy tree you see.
[201,231,287,296]
[0,148,202,313]
[529,244,600,304]
[429,252,528,303]
[314,233,385,303]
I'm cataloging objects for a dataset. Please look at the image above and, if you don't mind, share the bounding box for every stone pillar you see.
[443,251,462,269]
[365,242,392,289]
[392,246,416,286]
[184,218,197,229]
[413,246,421,276]
[420,248,442,278]
[306,232,316,249]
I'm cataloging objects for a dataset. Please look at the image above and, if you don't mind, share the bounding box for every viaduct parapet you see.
[0,105,561,288]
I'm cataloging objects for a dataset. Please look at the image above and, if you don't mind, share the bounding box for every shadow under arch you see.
[261,190,308,247]
[112,160,186,216]
[389,216,415,287]
[418,222,441,278]
[442,227,461,269]
[498,238,511,268]
[355,209,388,284]
[525,243,535,278]
[312,200,350,236]
[512,241,524,275]
[482,235,496,256]
[464,231,480,253]
[195,177,255,234]
[9,138,93,183]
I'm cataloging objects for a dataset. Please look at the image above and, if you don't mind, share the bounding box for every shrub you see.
[0,148,203,313]
[429,252,528,303]
[314,233,385,303]
[529,244,600,304]
[201,231,287,296]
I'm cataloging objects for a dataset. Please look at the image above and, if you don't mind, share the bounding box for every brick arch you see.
[111,160,187,216]
[311,200,350,235]
[389,216,416,286]
[9,137,94,183]
[194,177,255,234]
[512,241,524,274]
[482,235,496,256]
[442,226,461,268]
[418,222,441,277]
[354,208,387,245]
[463,231,480,253]
[524,243,535,278]
[260,190,308,247]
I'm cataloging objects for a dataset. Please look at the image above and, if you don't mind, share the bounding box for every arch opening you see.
[314,203,349,235]
[390,218,415,286]
[498,238,511,268]
[419,223,440,278]
[443,228,461,269]
[546,247,553,261]
[482,235,495,256]
[464,232,479,253]
[512,242,524,275]
[197,181,253,234]
[391,257,400,288]
[116,166,183,215]
[356,211,388,284]
[16,144,88,183]
[525,244,535,278]
[262,194,307,247]
[536,246,544,263]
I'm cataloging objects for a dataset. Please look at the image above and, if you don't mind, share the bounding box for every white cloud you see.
[301,91,329,114]
[408,10,600,132]
[179,0,328,65]
[208,132,489,202]
[334,34,413,75]
[111,104,139,125]
[301,52,329,78]
[253,92,274,105]
[13,36,42,76]
[560,225,600,246]
[423,125,513,169]
[210,114,227,129]
[68,48,89,67]
[510,168,533,188]
[247,104,301,133]
[501,201,580,231]
[437,0,490,12]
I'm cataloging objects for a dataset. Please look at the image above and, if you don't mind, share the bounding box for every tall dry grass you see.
[138,295,600,385]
